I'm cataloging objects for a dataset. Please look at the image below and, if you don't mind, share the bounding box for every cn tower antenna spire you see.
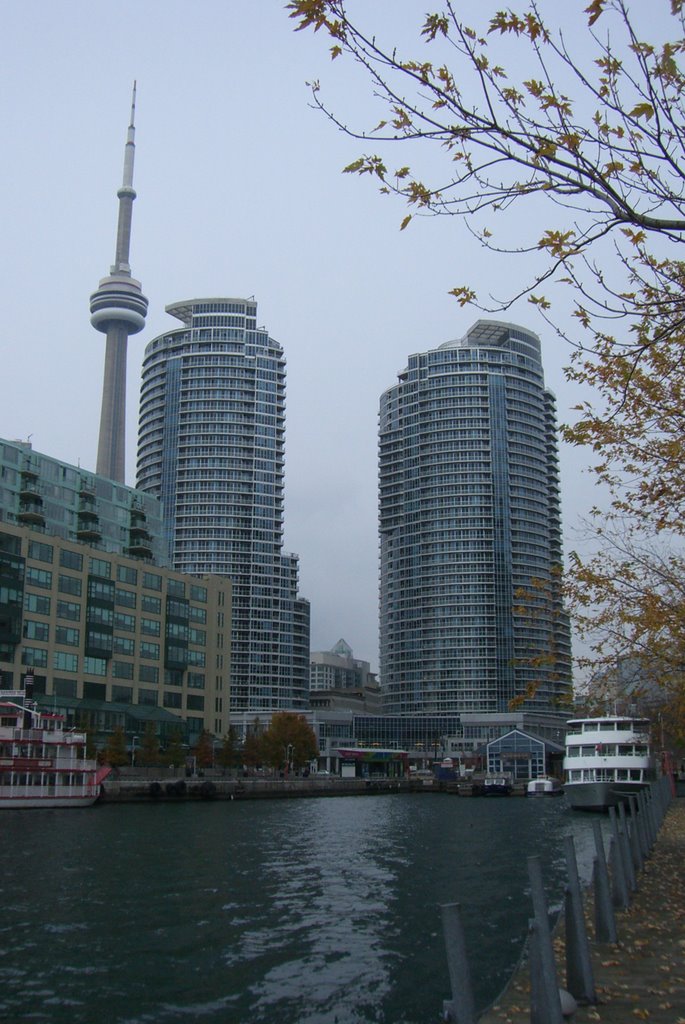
[91,83,148,484]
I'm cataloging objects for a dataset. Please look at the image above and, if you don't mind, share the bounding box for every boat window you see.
[617,769,629,780]
[599,722,615,731]
[630,769,642,780]
[570,770,581,780]
[566,747,579,757]
[581,745,595,756]
[618,745,633,755]
[597,768,614,781]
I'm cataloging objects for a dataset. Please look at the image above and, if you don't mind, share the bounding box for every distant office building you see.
[90,86,148,484]
[0,520,230,742]
[0,439,166,566]
[136,298,310,712]
[379,320,572,716]
[310,639,376,691]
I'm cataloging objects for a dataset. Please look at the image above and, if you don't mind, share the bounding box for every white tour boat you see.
[563,715,652,811]
[0,687,109,808]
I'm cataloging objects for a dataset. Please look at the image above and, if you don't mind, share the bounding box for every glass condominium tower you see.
[136,298,310,712]
[379,320,572,716]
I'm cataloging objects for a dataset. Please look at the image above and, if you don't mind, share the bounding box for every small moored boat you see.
[471,773,512,796]
[526,775,563,797]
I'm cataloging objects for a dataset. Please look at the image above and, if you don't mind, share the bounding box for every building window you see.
[58,574,82,597]
[60,549,83,571]
[28,541,53,564]
[166,621,188,640]
[112,661,134,680]
[164,669,183,687]
[167,579,186,599]
[187,695,205,711]
[83,656,107,676]
[85,630,113,657]
[117,565,138,586]
[143,571,162,591]
[55,626,79,646]
[142,595,161,614]
[53,651,78,672]
[190,585,207,603]
[24,593,51,616]
[115,588,137,609]
[25,567,52,589]
[89,557,111,579]
[21,646,48,668]
[88,605,114,628]
[88,579,115,602]
[187,672,205,690]
[53,677,77,698]
[140,641,160,660]
[114,612,135,632]
[113,636,134,657]
[163,691,183,709]
[141,618,161,637]
[56,600,81,622]
[166,599,189,620]
[139,665,159,684]
[23,620,49,642]
[138,688,158,706]
[112,685,133,703]
[190,606,207,624]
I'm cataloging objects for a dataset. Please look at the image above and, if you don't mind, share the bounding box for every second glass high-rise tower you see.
[136,298,310,712]
[379,320,572,716]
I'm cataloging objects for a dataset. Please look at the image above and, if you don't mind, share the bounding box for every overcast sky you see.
[1,1,657,673]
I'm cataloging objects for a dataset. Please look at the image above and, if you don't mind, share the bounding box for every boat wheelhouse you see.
[0,689,108,808]
[563,715,652,811]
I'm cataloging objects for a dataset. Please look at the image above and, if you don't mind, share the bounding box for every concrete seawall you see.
[99,775,418,802]
[99,774,534,802]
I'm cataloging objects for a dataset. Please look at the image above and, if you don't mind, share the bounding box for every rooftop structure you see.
[310,639,376,691]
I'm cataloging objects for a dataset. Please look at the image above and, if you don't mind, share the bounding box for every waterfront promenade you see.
[480,797,685,1024]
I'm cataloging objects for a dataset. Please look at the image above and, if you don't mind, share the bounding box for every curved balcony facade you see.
[379,320,572,716]
[136,298,310,712]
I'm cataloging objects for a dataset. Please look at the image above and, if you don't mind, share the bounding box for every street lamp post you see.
[284,743,294,776]
[131,735,140,767]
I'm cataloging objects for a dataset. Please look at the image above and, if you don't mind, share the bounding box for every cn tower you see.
[90,84,148,484]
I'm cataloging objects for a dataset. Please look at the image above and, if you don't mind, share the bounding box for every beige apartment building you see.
[0,521,231,745]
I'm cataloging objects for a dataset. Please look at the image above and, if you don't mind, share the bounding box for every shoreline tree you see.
[104,725,128,768]
[138,721,161,767]
[289,1,685,736]
[261,713,319,772]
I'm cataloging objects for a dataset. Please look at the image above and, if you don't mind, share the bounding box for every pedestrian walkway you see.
[479,798,685,1024]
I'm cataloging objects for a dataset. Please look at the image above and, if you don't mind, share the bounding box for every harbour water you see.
[0,794,605,1024]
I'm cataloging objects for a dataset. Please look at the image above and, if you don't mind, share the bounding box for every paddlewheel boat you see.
[563,715,653,811]
[0,687,109,808]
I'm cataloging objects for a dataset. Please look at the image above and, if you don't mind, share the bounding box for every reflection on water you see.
[0,795,606,1024]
